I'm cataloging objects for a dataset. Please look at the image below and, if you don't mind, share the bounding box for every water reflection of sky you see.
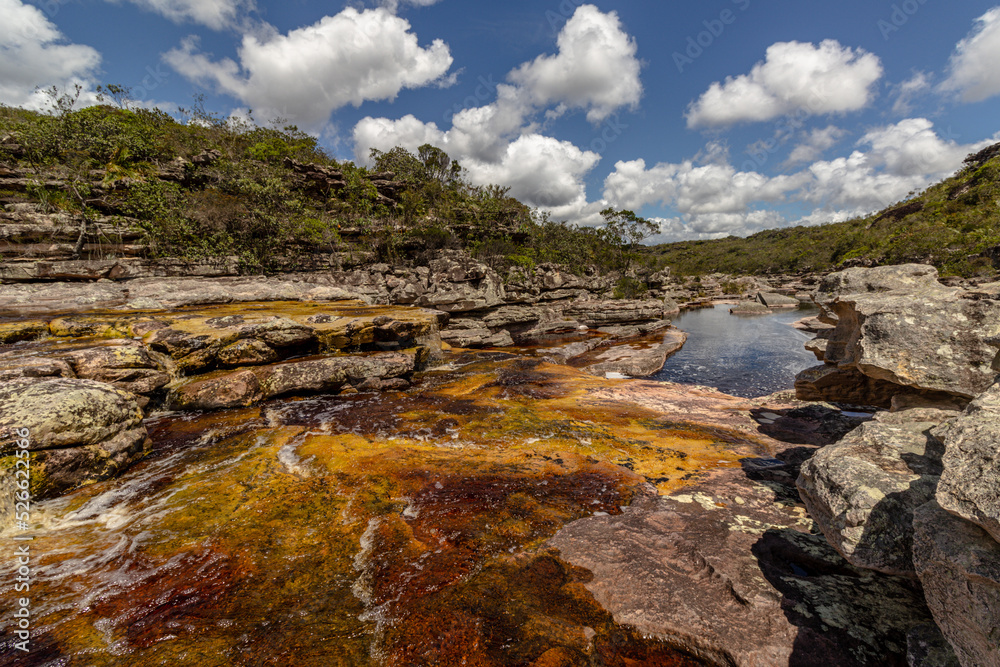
[653,304,819,398]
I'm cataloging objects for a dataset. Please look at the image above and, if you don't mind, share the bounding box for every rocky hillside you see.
[790,264,1000,666]
[651,143,1000,278]
[0,102,653,290]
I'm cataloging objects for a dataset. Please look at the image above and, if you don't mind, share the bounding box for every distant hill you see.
[651,143,1000,278]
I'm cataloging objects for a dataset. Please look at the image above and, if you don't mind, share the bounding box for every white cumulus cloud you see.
[508,4,642,123]
[685,40,883,128]
[352,5,642,224]
[605,119,994,238]
[786,126,848,165]
[0,0,101,109]
[108,0,255,30]
[165,7,454,129]
[892,71,931,115]
[940,7,1000,103]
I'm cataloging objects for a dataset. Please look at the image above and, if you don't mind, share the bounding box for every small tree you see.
[599,207,659,273]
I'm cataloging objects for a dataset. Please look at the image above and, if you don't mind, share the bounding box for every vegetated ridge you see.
[2,89,998,283]
[0,90,658,297]
[650,142,1000,278]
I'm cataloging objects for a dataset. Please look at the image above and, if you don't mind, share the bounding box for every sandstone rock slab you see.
[913,501,1000,667]
[168,350,420,411]
[564,300,665,327]
[0,377,149,500]
[936,381,1000,544]
[797,409,953,575]
[551,461,935,666]
[581,329,687,378]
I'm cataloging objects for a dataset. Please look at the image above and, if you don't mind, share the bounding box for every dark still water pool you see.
[652,303,819,398]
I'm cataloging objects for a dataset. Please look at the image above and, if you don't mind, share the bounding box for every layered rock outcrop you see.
[0,301,442,506]
[796,264,1000,407]
[793,268,1000,664]
[797,408,952,575]
[0,378,150,499]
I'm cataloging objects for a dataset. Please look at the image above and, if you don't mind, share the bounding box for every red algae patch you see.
[3,353,774,665]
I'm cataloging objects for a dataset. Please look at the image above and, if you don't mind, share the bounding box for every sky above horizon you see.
[4,0,1000,242]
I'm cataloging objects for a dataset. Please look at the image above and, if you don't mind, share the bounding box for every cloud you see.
[463,134,600,213]
[108,0,255,30]
[940,7,1000,103]
[786,125,848,165]
[165,7,453,129]
[508,4,642,123]
[685,40,883,128]
[892,71,931,115]
[0,0,101,108]
[604,119,993,238]
[352,5,641,223]
[352,114,446,161]
[353,113,601,218]
[379,0,443,12]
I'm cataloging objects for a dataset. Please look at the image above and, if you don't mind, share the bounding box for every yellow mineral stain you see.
[11,339,750,666]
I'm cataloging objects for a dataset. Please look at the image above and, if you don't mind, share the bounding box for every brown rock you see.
[550,463,934,666]
[913,501,1000,667]
[60,343,170,396]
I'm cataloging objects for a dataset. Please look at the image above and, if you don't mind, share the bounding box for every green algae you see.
[2,354,763,665]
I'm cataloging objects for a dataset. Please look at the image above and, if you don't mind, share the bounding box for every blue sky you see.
[4,0,1000,241]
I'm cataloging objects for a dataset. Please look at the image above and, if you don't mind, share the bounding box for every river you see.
[653,303,819,398]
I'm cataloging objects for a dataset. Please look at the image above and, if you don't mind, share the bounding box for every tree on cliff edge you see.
[599,207,659,273]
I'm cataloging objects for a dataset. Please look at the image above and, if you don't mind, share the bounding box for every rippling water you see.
[653,303,818,398]
[2,355,730,666]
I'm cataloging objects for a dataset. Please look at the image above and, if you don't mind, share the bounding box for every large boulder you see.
[60,342,170,400]
[815,264,942,308]
[168,350,420,410]
[564,300,665,327]
[913,501,1000,667]
[0,378,150,502]
[796,408,954,575]
[935,381,1000,544]
[811,265,1000,400]
[550,459,936,666]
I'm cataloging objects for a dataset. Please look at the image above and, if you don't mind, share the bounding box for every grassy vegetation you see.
[4,89,995,281]
[0,91,650,278]
[651,144,1000,278]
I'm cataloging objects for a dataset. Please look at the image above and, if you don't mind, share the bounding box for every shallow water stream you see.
[653,304,818,397]
[2,351,771,666]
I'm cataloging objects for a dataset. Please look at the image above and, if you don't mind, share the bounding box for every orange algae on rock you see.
[4,353,769,665]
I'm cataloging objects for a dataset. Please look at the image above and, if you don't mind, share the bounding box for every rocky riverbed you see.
[0,261,997,666]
